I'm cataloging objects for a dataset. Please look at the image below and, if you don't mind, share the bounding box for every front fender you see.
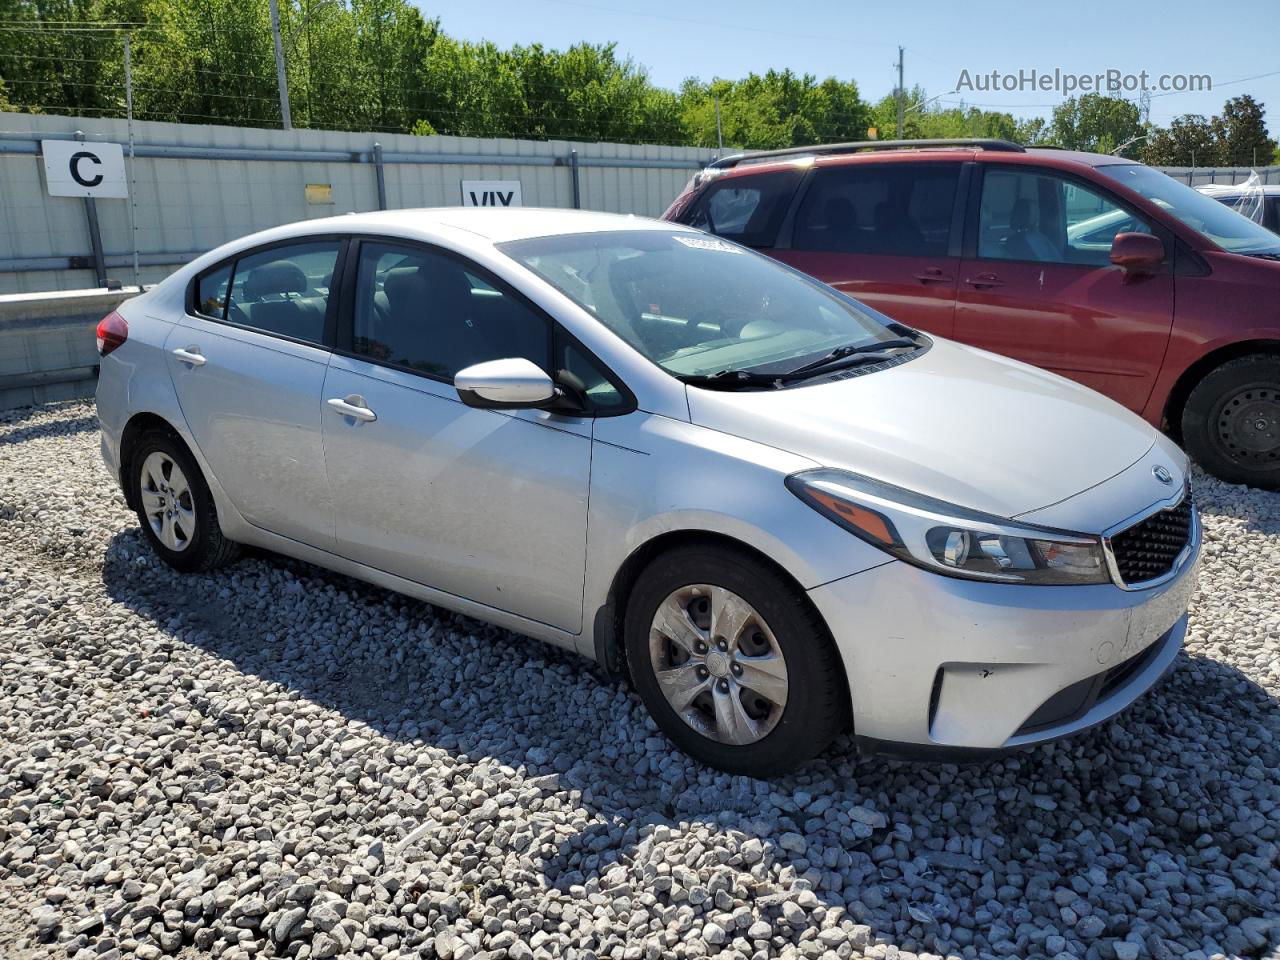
[579,412,891,659]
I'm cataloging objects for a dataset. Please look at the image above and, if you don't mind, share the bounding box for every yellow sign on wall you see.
[305,183,333,205]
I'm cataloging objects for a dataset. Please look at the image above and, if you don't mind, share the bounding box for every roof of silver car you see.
[319,207,690,243]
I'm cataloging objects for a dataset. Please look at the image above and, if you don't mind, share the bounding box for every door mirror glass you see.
[455,357,556,409]
[1109,232,1165,273]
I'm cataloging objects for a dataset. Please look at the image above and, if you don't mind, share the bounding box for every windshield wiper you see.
[781,338,920,378]
[679,336,924,390]
[677,369,785,390]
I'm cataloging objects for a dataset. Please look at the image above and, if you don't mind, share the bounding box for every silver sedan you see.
[95,208,1199,775]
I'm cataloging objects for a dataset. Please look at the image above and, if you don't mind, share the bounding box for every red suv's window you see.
[977,169,1153,268]
[686,170,803,248]
[792,164,960,257]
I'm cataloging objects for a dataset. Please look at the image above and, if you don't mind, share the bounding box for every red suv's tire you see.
[1181,354,1280,489]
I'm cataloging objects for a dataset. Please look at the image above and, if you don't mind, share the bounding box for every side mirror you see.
[1110,232,1165,275]
[455,357,557,409]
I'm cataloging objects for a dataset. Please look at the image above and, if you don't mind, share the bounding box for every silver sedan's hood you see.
[685,339,1158,521]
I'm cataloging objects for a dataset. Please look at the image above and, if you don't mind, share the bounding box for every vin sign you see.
[460,180,522,207]
[41,140,129,198]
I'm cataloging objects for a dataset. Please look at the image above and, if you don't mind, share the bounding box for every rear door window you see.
[223,241,341,345]
[792,164,960,256]
[686,170,803,248]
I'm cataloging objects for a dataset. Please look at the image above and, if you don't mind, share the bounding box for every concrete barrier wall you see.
[0,288,137,410]
[1159,165,1280,186]
[0,112,716,295]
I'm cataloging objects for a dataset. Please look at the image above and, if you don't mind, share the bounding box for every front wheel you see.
[624,545,848,776]
[1181,355,1280,489]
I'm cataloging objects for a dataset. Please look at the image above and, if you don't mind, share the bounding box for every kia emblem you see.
[1152,465,1174,485]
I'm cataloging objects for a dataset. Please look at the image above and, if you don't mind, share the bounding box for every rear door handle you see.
[914,268,954,284]
[172,346,207,367]
[965,273,1005,290]
[327,395,377,422]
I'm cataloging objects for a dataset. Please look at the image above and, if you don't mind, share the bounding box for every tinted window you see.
[687,171,802,247]
[224,242,340,344]
[502,230,903,380]
[978,169,1154,267]
[195,263,232,319]
[793,164,960,256]
[352,242,549,380]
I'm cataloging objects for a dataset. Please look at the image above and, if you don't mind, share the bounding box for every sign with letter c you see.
[41,140,128,198]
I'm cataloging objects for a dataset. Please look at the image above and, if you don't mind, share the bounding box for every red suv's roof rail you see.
[708,138,1025,170]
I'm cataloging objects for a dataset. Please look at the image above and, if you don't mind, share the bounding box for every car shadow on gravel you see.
[100,529,1280,958]
[0,412,98,446]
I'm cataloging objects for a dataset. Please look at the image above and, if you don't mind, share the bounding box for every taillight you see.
[96,310,128,357]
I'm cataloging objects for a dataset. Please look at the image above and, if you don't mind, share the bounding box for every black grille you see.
[1109,495,1193,586]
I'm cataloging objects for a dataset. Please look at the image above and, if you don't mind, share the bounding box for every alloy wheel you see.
[648,584,788,745]
[139,451,196,552]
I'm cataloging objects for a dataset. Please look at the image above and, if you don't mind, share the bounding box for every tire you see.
[624,544,848,777]
[128,429,241,572]
[1181,355,1280,489]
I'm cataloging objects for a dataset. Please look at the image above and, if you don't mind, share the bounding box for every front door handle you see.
[172,346,207,367]
[327,395,377,422]
[914,268,954,284]
[965,273,1004,290]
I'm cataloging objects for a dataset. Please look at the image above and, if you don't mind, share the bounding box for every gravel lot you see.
[1,399,1278,960]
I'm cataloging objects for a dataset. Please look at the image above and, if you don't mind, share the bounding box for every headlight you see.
[786,469,1110,585]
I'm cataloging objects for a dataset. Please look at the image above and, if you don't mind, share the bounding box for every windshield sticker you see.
[674,235,746,254]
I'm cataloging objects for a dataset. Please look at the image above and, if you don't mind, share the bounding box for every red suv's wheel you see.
[1182,355,1280,489]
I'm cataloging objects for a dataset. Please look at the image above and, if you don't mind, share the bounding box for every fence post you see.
[74,131,108,288]
[373,142,387,210]
[569,149,581,209]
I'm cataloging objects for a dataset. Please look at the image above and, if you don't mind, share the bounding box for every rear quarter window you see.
[194,263,232,319]
[685,170,802,248]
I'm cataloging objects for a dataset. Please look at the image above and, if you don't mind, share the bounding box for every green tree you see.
[1210,94,1276,166]
[1015,116,1049,145]
[0,0,121,117]
[866,88,1020,143]
[680,71,870,150]
[1141,114,1216,166]
[1049,94,1143,154]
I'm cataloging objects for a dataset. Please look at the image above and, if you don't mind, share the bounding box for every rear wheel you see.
[624,545,847,776]
[1182,355,1280,489]
[129,430,240,572]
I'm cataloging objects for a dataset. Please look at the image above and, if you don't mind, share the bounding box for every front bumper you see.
[807,527,1200,751]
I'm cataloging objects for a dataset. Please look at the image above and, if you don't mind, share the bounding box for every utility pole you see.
[269,0,293,129]
[124,34,139,289]
[714,96,723,152]
[895,46,905,139]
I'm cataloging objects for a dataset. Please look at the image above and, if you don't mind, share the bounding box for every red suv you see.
[662,139,1280,488]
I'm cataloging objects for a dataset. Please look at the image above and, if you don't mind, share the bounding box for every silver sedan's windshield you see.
[500,230,904,378]
[1097,163,1280,256]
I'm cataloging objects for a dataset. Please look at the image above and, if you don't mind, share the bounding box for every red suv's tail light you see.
[96,310,128,357]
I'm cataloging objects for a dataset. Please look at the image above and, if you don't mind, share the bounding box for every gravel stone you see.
[0,399,1277,960]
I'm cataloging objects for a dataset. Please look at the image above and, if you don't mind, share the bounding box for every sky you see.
[416,0,1280,130]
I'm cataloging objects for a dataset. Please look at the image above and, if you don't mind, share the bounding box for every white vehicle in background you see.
[95,208,1199,775]
[1197,183,1280,235]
